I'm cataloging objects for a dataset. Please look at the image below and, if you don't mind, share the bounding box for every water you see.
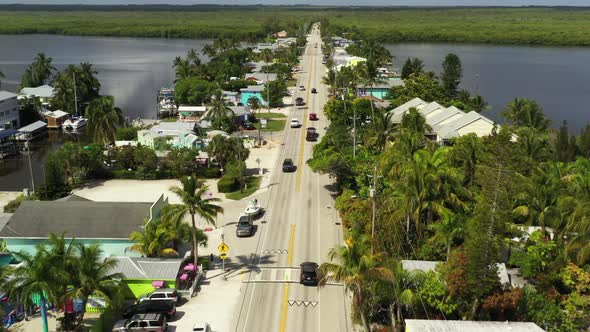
[386,43,590,131]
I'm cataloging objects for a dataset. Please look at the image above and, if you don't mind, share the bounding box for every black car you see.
[282,158,296,172]
[122,301,176,319]
[236,215,254,237]
[300,262,319,286]
[311,88,317,94]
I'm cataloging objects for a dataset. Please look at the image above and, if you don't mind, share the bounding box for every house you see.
[389,98,497,144]
[137,122,197,150]
[19,85,55,106]
[240,85,266,106]
[401,260,511,286]
[0,91,20,130]
[0,194,168,257]
[222,91,239,105]
[178,106,208,122]
[356,78,404,99]
[253,43,277,54]
[245,73,278,84]
[171,132,203,150]
[405,320,544,332]
[358,95,391,109]
[331,36,352,47]
[276,38,297,48]
[229,105,253,125]
[108,257,184,298]
[274,30,288,38]
[42,109,69,129]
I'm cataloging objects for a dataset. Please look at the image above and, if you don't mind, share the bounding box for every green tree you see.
[449,133,485,186]
[161,205,209,253]
[416,270,458,317]
[322,68,337,96]
[366,110,394,152]
[52,64,100,114]
[207,89,234,121]
[400,107,431,134]
[392,73,447,105]
[129,220,178,257]
[19,97,42,127]
[515,127,551,165]
[68,244,123,322]
[429,211,465,261]
[37,152,71,200]
[86,96,124,144]
[262,79,286,108]
[441,53,463,99]
[579,124,590,158]
[501,98,550,131]
[358,59,386,119]
[468,95,488,113]
[0,69,4,88]
[168,176,223,267]
[401,57,425,80]
[164,148,199,178]
[319,233,391,332]
[19,53,57,89]
[174,78,216,106]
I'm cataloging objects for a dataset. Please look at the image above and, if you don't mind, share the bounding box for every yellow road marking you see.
[295,44,315,192]
[279,224,296,332]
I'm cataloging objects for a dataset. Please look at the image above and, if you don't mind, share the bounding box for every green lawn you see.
[225,176,262,200]
[254,112,287,132]
[256,112,287,119]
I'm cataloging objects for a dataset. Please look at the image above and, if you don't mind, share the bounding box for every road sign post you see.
[218,239,229,280]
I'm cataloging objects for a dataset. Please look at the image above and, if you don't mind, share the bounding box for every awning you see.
[0,129,17,140]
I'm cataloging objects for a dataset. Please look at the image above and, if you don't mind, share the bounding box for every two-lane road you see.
[232,25,351,332]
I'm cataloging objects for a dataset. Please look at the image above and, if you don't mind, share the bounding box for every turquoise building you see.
[355,78,404,99]
[240,85,266,106]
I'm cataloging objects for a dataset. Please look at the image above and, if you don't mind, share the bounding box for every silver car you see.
[112,313,167,332]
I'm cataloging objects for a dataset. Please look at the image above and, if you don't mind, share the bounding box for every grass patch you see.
[259,119,286,132]
[257,112,287,119]
[225,176,262,200]
[287,79,297,87]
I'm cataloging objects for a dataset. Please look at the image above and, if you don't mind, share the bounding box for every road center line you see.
[279,224,296,332]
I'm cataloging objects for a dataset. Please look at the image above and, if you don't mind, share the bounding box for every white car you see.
[299,85,305,91]
[192,321,212,332]
[290,119,301,128]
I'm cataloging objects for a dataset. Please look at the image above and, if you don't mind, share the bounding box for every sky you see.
[0,0,587,6]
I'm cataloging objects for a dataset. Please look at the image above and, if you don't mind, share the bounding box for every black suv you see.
[300,262,319,286]
[311,88,317,94]
[122,301,176,319]
[282,158,296,172]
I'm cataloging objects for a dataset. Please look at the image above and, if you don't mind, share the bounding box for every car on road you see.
[236,214,254,237]
[112,313,167,332]
[300,262,319,286]
[309,113,318,121]
[122,301,176,320]
[282,158,296,172]
[290,119,301,128]
[138,289,179,304]
[311,88,317,94]
[321,59,327,64]
[306,127,318,141]
[299,85,305,91]
[192,322,212,332]
[295,97,305,106]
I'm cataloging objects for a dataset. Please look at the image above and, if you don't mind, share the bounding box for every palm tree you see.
[429,211,465,261]
[501,98,550,131]
[449,133,485,186]
[77,62,100,101]
[514,127,551,165]
[319,233,390,332]
[7,246,70,332]
[366,111,395,151]
[130,220,178,257]
[359,59,386,119]
[379,261,417,332]
[400,107,431,134]
[33,53,57,85]
[322,69,337,96]
[186,48,201,67]
[86,96,124,145]
[68,244,123,322]
[206,90,233,121]
[168,176,223,267]
[174,59,193,82]
[469,95,488,113]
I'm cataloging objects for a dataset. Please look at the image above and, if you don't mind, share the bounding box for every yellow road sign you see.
[218,242,229,253]
[220,253,228,260]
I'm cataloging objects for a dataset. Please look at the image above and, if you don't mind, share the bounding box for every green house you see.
[108,257,184,298]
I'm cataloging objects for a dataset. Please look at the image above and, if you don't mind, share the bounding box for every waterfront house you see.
[389,98,496,144]
[108,257,184,298]
[245,73,278,84]
[0,194,168,257]
[19,85,55,106]
[16,120,47,141]
[42,109,69,129]
[178,106,208,122]
[405,320,544,332]
[0,91,20,130]
[137,122,197,150]
[239,85,266,106]
[355,78,404,99]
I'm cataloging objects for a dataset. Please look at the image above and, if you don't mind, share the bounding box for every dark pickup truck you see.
[306,127,318,142]
[122,301,176,319]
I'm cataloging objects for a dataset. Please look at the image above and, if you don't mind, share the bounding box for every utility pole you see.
[370,166,377,256]
[73,72,78,115]
[342,85,355,159]
[25,137,35,193]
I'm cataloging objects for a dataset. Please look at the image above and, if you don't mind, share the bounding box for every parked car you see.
[311,88,317,94]
[321,59,327,64]
[300,262,319,286]
[122,301,176,319]
[138,289,179,304]
[236,214,254,237]
[282,158,296,172]
[299,85,305,91]
[290,119,301,128]
[306,127,318,141]
[295,97,305,106]
[309,113,318,121]
[192,322,212,332]
[112,313,167,332]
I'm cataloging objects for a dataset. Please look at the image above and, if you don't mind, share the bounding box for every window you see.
[139,321,149,328]
[0,112,4,117]
[151,293,166,299]
[127,322,139,328]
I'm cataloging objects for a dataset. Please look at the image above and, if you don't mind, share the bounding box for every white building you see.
[19,85,55,106]
[401,260,511,286]
[0,91,20,130]
[405,320,544,332]
[389,97,496,144]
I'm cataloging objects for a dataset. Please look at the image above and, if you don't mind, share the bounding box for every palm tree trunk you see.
[360,311,370,332]
[191,213,198,267]
[389,303,397,332]
[470,298,479,320]
[446,242,452,262]
[40,296,49,332]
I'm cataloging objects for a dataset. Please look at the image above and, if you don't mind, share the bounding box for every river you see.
[386,43,590,131]
[0,36,589,191]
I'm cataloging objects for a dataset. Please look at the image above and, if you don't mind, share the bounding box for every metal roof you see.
[0,200,151,239]
[405,320,544,332]
[109,257,183,280]
[19,85,55,98]
[0,129,17,139]
[0,91,18,101]
[240,85,265,92]
[17,121,47,133]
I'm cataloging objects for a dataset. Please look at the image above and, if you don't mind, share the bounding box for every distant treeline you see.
[1,7,590,46]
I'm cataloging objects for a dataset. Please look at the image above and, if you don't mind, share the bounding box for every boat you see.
[157,87,177,118]
[244,199,262,217]
[62,116,87,131]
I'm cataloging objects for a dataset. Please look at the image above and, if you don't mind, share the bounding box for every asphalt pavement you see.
[229,25,353,332]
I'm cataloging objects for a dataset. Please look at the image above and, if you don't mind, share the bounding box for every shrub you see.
[3,195,26,213]
[115,127,139,141]
[217,176,239,193]
[195,167,221,179]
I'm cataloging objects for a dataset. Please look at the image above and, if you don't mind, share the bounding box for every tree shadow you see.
[206,253,275,279]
